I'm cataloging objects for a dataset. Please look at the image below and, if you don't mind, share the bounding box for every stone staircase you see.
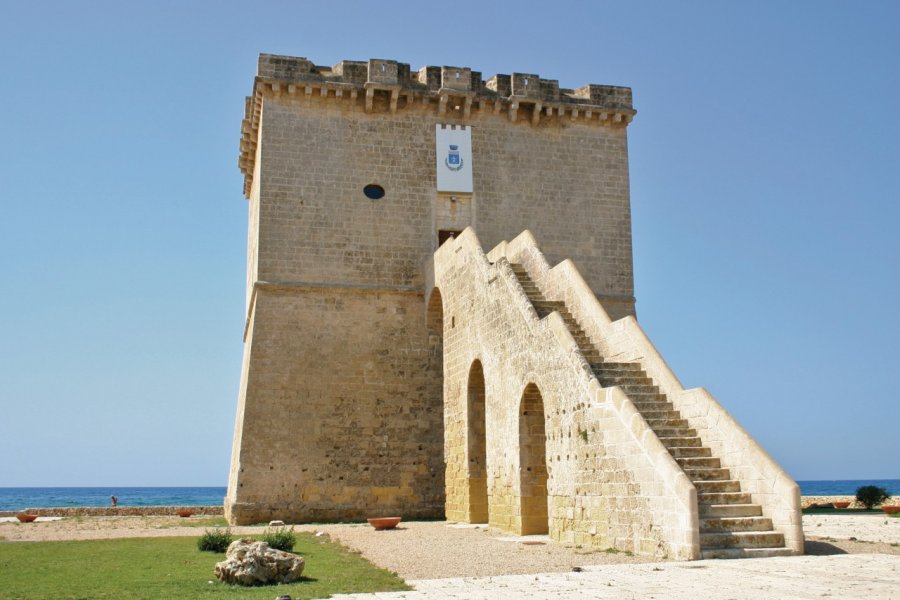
[509,263,792,559]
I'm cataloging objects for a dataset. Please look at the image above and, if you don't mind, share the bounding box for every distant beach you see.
[2,481,897,511]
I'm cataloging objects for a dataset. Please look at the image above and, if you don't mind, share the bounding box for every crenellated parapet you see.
[238,54,635,197]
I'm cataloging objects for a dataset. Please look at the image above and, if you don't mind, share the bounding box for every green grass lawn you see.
[802,507,886,515]
[162,516,230,528]
[0,533,410,599]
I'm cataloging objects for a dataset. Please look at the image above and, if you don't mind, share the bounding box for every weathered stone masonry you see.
[227,54,637,525]
[226,53,802,560]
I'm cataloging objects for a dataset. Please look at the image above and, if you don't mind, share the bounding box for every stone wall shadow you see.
[804,540,849,555]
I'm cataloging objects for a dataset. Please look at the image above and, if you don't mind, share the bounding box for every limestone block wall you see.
[490,230,803,554]
[226,286,444,525]
[436,228,698,559]
[228,54,642,525]
[238,53,637,312]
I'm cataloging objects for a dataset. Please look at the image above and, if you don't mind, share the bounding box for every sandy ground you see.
[2,513,899,581]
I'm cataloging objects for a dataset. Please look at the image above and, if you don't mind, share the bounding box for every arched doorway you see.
[519,383,549,535]
[467,360,488,523]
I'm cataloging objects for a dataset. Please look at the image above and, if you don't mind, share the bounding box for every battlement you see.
[255,54,633,107]
[238,54,635,196]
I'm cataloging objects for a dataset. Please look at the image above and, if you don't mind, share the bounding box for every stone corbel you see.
[509,100,519,122]
[363,83,401,113]
[390,89,399,113]
[531,101,543,126]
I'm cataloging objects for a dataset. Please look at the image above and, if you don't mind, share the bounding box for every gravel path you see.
[312,522,652,579]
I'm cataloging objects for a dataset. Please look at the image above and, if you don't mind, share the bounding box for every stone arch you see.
[519,382,549,535]
[466,359,488,523]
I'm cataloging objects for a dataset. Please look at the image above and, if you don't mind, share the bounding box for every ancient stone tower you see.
[226,53,802,559]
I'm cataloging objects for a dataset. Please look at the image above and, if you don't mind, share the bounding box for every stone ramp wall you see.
[491,230,803,554]
[435,228,698,559]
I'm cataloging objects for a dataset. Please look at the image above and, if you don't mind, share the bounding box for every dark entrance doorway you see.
[438,229,463,247]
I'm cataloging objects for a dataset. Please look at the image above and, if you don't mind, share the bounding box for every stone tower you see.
[225,53,638,525]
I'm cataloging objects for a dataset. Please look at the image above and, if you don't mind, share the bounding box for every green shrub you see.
[855,485,891,510]
[262,525,296,552]
[197,527,233,553]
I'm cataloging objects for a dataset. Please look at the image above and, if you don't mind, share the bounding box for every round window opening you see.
[363,184,385,200]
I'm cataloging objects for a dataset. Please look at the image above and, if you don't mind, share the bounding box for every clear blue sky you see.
[1,1,897,486]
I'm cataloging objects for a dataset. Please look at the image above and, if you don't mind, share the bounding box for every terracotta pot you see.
[176,509,193,518]
[16,514,38,523]
[367,516,401,530]
[882,506,900,514]
[833,501,851,509]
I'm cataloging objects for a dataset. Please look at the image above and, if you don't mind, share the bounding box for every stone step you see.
[596,375,654,387]
[598,362,643,372]
[627,393,668,404]
[700,516,774,533]
[645,418,689,429]
[658,436,702,448]
[631,401,675,412]
[700,531,785,549]
[641,410,683,422]
[593,369,650,380]
[699,503,763,518]
[676,456,721,469]
[700,547,795,560]
[668,446,712,459]
[533,301,565,310]
[698,491,752,505]
[650,426,697,438]
[619,384,659,394]
[683,467,731,481]
[694,480,743,494]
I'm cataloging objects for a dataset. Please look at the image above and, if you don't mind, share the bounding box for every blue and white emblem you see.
[436,124,473,192]
[445,144,464,171]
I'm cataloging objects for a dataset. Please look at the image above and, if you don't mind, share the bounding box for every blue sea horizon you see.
[796,479,900,497]
[0,487,227,511]
[2,480,898,511]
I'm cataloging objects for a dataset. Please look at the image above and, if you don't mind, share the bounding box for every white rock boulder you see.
[215,539,305,586]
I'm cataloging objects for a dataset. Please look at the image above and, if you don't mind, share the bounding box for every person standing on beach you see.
[110,495,118,507]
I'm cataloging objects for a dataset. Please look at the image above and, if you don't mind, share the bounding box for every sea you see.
[0,487,227,511]
[1,481,898,510]
[796,479,900,497]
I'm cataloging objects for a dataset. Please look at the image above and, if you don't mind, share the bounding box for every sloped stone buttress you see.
[509,263,792,559]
